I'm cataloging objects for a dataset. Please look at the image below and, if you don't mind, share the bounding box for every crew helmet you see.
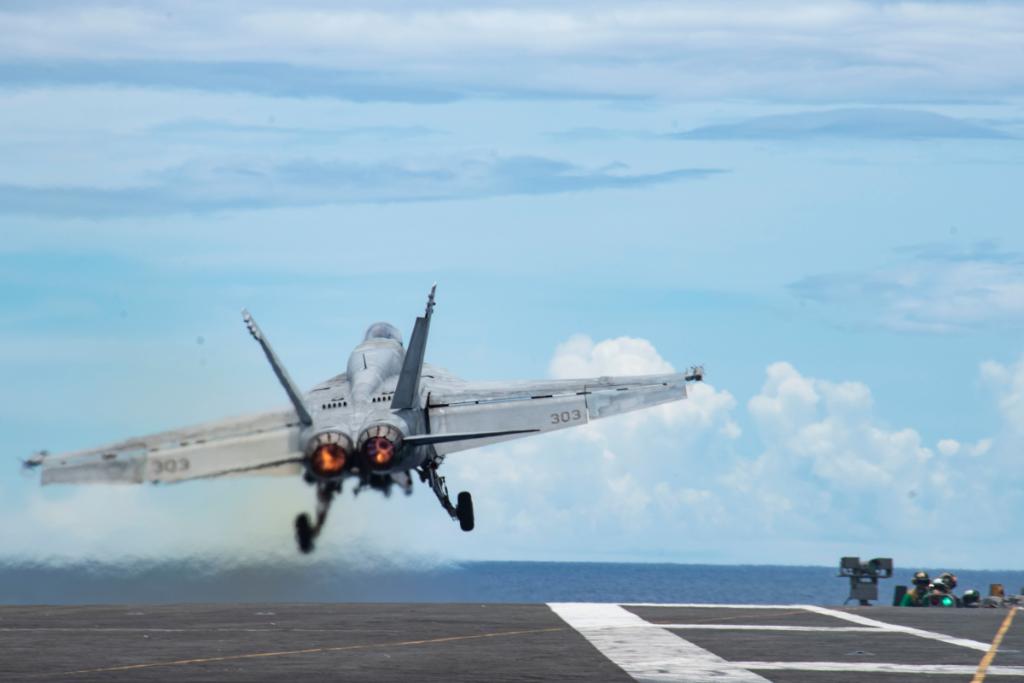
[928,581,956,607]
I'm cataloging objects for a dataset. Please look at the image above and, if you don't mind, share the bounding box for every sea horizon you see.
[3,558,1021,606]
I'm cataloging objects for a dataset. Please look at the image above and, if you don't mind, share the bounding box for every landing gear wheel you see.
[456,491,474,532]
[295,513,314,554]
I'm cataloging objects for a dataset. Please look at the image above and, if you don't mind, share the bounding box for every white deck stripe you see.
[736,661,1024,677]
[622,603,813,610]
[623,603,998,651]
[548,602,770,682]
[657,624,883,632]
[802,605,992,652]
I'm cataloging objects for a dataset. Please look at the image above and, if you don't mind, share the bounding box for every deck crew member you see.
[899,571,931,606]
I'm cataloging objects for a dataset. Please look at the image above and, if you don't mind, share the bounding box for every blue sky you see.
[1,1,1023,569]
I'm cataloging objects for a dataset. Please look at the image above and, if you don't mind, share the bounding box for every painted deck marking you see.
[52,626,564,677]
[736,661,1024,677]
[621,603,814,610]
[549,602,769,682]
[972,607,1019,683]
[803,604,993,652]
[657,624,883,632]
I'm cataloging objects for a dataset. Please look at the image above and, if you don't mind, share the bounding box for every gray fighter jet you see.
[25,286,704,553]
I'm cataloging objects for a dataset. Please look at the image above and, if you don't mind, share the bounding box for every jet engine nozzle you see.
[305,431,354,479]
[357,424,404,470]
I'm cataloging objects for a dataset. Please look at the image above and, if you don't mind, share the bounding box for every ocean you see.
[2,560,1022,605]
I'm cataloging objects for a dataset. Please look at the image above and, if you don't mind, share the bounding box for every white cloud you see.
[733,360,1019,567]
[549,334,737,433]
[936,437,992,458]
[968,438,993,457]
[550,334,673,377]
[1,2,1021,101]
[981,355,1024,434]
[747,363,938,503]
[445,333,740,558]
[719,419,742,440]
[748,361,820,436]
[0,155,714,218]
[455,339,1018,566]
[792,244,1024,333]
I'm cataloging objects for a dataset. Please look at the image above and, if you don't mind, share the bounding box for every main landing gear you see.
[420,458,474,532]
[294,462,473,552]
[295,480,339,554]
[456,491,474,532]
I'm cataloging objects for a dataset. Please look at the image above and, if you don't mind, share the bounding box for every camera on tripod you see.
[838,556,893,605]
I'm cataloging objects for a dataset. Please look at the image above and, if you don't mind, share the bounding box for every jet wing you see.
[423,372,693,455]
[35,409,305,485]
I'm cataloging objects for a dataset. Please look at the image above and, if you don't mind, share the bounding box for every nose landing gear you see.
[295,513,315,553]
[294,480,339,554]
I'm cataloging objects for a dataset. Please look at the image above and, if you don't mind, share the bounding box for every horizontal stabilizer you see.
[36,409,306,486]
[425,370,699,456]
[403,428,539,447]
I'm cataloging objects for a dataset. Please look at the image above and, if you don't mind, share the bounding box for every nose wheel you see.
[294,481,339,554]
[295,513,315,553]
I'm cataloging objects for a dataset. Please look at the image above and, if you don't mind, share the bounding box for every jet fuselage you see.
[304,322,430,482]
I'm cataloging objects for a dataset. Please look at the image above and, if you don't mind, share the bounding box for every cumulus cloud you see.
[1,2,1022,102]
[550,334,739,433]
[465,347,1006,565]
[748,362,934,492]
[791,242,1024,332]
[981,355,1024,440]
[446,334,740,558]
[934,438,990,458]
[0,156,721,218]
[732,361,1016,567]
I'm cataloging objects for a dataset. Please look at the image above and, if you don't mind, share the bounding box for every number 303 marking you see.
[152,458,190,475]
[550,409,583,424]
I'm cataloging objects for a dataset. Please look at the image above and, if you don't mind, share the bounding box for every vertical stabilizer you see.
[391,285,436,411]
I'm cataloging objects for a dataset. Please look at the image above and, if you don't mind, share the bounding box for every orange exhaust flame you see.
[363,437,395,468]
[311,444,346,477]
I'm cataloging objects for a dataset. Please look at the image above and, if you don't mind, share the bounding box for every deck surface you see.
[0,603,1021,681]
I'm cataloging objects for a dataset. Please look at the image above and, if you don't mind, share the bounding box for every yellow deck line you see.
[971,607,1018,683]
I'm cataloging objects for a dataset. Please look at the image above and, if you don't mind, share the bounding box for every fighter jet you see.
[25,286,704,553]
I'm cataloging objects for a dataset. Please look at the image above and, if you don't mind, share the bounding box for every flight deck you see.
[1,603,1021,681]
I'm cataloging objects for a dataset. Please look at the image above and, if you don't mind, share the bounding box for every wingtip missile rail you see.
[21,450,48,471]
